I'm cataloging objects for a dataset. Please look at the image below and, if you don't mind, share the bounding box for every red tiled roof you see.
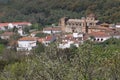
[0,23,9,27]
[12,22,31,25]
[37,35,53,42]
[45,36,52,41]
[1,32,14,36]
[43,27,61,31]
[37,38,45,43]
[89,31,110,37]
[100,23,109,26]
[0,22,31,27]
[19,37,36,41]
[90,26,114,32]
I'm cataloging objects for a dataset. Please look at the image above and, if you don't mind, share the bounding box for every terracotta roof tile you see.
[0,22,31,27]
[43,27,61,31]
[19,37,36,41]
[0,23,9,27]
[45,36,52,41]
[1,32,14,36]
[12,22,31,26]
[89,31,110,37]
[37,38,45,43]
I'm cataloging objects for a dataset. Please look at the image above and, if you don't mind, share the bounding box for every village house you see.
[17,37,37,51]
[0,22,32,30]
[0,23,8,30]
[38,35,56,46]
[111,31,120,39]
[43,27,61,34]
[18,28,24,36]
[58,33,84,49]
[0,32,14,40]
[88,25,115,34]
[115,23,120,28]
[89,31,111,42]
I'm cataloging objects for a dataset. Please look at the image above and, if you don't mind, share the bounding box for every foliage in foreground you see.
[0,38,120,80]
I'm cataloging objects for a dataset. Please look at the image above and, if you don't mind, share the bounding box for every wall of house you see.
[59,41,74,49]
[113,35,120,39]
[0,27,6,31]
[116,25,120,28]
[43,31,51,34]
[43,30,61,34]
[8,23,14,29]
[18,29,23,36]
[1,36,10,40]
[93,37,111,42]
[73,33,83,38]
[18,41,36,48]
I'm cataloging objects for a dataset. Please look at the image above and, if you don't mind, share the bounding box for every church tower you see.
[59,17,68,33]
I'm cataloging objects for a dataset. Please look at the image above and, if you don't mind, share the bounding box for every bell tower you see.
[59,17,68,33]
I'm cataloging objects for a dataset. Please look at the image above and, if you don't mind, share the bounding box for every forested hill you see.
[0,0,120,25]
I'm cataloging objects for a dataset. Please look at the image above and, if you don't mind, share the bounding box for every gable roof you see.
[45,36,53,41]
[12,22,31,26]
[89,26,114,32]
[0,22,31,27]
[19,37,36,41]
[43,27,61,31]
[0,23,9,27]
[1,32,14,36]
[89,31,110,37]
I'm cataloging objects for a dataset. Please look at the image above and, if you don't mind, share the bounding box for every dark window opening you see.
[97,39,99,41]
[101,39,103,41]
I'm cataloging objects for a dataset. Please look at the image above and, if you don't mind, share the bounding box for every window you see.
[72,29,75,32]
[97,39,99,41]
[101,39,103,41]
[89,23,92,26]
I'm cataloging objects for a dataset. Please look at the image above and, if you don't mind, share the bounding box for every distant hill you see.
[0,0,120,25]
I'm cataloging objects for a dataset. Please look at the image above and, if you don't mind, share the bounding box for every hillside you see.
[0,0,120,25]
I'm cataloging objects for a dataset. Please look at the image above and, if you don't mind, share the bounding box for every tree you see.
[0,39,120,80]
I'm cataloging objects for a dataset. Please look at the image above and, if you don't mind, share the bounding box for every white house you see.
[73,32,83,39]
[58,33,83,49]
[89,31,111,42]
[18,28,24,36]
[59,41,74,49]
[0,22,32,30]
[37,35,56,46]
[112,32,120,39]
[0,32,14,40]
[43,27,61,34]
[17,37,37,51]
[115,23,120,28]
[8,23,14,29]
[0,23,8,30]
[43,35,56,46]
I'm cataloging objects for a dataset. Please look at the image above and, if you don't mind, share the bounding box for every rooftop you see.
[1,32,14,36]
[43,27,61,31]
[89,31,110,37]
[0,22,31,27]
[19,37,37,41]
[45,36,53,41]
